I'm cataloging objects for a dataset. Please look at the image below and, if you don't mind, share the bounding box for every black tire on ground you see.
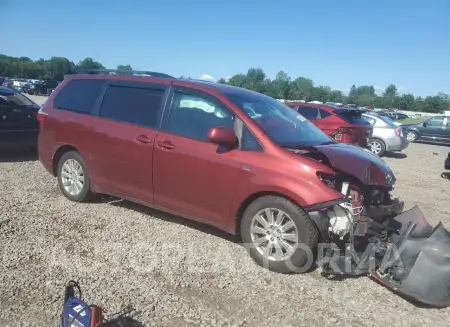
[369,138,386,157]
[240,195,318,274]
[406,131,418,142]
[56,150,95,202]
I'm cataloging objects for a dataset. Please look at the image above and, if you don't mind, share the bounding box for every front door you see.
[153,87,242,226]
[421,116,447,143]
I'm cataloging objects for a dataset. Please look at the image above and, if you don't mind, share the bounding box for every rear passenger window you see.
[54,79,104,114]
[99,85,164,128]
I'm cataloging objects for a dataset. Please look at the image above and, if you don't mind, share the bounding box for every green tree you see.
[117,64,132,74]
[76,58,105,72]
[1,53,449,113]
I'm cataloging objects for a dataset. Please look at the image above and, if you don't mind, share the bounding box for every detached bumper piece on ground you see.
[319,205,450,308]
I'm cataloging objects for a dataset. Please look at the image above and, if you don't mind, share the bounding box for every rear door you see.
[88,81,168,203]
[152,86,242,226]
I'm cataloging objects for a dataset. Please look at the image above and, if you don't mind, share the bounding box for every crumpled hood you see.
[313,143,395,187]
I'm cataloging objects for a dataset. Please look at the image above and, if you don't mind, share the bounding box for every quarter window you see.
[167,90,235,142]
[318,109,331,119]
[241,125,263,151]
[297,107,319,120]
[99,85,164,128]
[54,79,105,114]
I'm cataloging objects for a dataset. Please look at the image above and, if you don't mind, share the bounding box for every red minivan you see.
[37,69,404,276]
[285,102,373,148]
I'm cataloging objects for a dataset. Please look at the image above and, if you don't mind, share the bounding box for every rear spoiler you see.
[332,108,368,115]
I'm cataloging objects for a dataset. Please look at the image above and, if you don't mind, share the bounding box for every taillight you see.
[331,127,353,141]
[37,110,48,123]
[395,127,403,137]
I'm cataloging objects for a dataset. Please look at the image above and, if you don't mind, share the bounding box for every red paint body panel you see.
[38,74,392,235]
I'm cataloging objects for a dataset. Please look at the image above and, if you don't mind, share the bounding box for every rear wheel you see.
[406,131,418,142]
[369,138,386,156]
[240,195,318,273]
[57,151,95,202]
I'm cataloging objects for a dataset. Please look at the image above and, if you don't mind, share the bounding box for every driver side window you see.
[167,89,235,142]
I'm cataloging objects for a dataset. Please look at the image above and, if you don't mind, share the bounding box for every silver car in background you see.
[362,113,409,156]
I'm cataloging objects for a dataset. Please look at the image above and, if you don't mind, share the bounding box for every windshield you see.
[0,92,35,106]
[225,90,334,147]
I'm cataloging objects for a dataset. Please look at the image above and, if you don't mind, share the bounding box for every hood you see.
[312,143,395,187]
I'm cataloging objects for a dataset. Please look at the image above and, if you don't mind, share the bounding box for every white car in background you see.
[362,113,409,156]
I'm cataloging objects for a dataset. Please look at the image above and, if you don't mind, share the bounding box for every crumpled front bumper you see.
[370,205,450,307]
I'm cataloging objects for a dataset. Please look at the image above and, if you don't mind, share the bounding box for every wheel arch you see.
[234,191,305,235]
[52,144,80,176]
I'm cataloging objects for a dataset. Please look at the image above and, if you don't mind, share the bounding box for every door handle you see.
[157,141,175,150]
[135,134,152,144]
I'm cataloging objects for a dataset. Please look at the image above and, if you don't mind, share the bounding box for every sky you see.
[3,0,450,97]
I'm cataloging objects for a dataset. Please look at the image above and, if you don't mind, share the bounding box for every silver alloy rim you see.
[369,140,382,154]
[61,159,85,196]
[250,208,299,262]
[406,132,416,142]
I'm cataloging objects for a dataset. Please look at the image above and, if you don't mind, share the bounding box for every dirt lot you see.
[27,94,48,105]
[1,100,450,326]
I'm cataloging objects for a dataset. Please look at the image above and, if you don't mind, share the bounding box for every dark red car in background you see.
[285,102,373,148]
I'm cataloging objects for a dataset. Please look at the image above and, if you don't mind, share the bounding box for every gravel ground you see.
[1,105,450,326]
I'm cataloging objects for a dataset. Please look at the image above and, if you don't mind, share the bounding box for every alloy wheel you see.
[60,159,85,196]
[369,140,382,155]
[406,132,417,142]
[250,208,299,262]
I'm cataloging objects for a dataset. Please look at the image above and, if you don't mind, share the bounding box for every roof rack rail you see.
[78,69,175,79]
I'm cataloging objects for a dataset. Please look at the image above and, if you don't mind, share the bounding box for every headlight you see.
[316,172,337,189]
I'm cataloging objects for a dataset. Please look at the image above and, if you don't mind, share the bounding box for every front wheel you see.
[240,195,318,273]
[57,151,95,202]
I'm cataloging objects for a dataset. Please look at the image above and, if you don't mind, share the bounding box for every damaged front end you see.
[297,144,450,307]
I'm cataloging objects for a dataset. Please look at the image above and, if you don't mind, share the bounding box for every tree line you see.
[0,54,132,82]
[1,54,449,113]
[218,68,450,113]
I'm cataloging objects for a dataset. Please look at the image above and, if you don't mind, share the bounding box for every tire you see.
[240,195,318,274]
[369,138,386,156]
[406,131,418,142]
[56,151,95,202]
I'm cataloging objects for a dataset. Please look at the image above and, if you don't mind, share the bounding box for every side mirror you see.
[207,127,237,148]
[423,122,427,127]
